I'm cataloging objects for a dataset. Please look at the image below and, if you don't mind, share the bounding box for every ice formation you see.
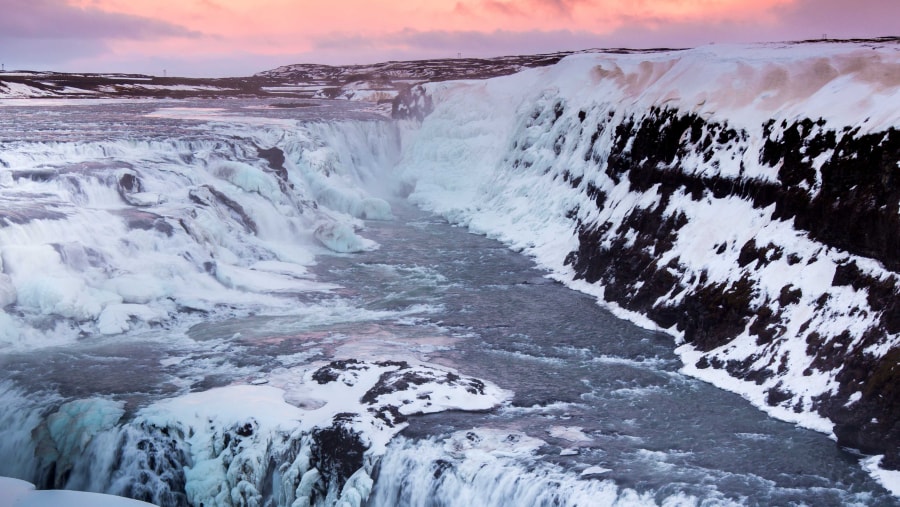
[0,110,399,349]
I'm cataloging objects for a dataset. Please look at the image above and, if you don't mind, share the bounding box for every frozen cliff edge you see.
[0,361,508,506]
[394,41,900,487]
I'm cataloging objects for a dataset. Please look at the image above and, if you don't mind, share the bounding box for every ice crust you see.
[0,362,508,507]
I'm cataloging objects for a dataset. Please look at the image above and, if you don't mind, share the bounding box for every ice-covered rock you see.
[314,221,378,253]
[83,360,507,507]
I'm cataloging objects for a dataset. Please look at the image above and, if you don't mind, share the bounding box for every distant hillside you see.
[0,71,290,100]
[254,50,682,102]
[0,49,675,102]
[254,53,573,102]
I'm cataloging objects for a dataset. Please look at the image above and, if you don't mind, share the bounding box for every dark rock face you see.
[310,422,367,496]
[828,347,900,468]
[312,359,365,384]
[257,146,291,187]
[758,122,900,271]
[392,85,434,121]
[537,103,900,468]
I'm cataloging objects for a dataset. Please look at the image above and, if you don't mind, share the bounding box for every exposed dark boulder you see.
[310,422,367,495]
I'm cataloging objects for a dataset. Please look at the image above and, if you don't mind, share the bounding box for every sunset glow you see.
[2,0,897,76]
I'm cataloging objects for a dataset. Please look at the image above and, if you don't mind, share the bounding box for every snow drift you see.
[394,41,900,478]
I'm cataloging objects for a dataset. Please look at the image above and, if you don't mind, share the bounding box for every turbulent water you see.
[315,206,896,506]
[0,97,896,506]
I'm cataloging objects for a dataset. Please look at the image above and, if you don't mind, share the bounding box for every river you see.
[0,99,895,506]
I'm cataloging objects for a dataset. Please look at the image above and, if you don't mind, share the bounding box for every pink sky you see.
[1,0,897,76]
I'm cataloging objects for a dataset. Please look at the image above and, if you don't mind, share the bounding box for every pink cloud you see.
[3,0,898,76]
[1,0,199,40]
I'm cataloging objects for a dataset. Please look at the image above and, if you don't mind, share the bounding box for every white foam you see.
[862,456,900,497]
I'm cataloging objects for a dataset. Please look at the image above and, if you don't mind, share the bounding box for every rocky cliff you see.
[394,39,900,472]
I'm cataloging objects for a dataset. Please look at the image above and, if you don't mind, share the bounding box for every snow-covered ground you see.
[0,477,153,507]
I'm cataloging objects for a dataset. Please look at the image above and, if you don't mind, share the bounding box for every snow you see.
[0,477,154,507]
[862,456,900,497]
[0,82,55,99]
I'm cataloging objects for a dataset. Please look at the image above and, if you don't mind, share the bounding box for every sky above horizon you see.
[1,0,897,77]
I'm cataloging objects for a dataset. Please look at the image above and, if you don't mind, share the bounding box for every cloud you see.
[457,0,591,19]
[0,0,200,40]
[775,0,900,39]
[387,29,602,55]
[587,0,900,48]
[0,38,111,69]
[312,28,604,63]
[5,0,897,77]
[533,0,591,15]
[482,1,526,17]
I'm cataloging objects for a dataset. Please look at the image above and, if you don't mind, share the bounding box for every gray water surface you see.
[309,205,897,506]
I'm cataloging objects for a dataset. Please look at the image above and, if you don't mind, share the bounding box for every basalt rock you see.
[559,104,900,469]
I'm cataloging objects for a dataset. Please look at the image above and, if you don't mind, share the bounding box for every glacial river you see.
[315,204,896,506]
[0,99,895,506]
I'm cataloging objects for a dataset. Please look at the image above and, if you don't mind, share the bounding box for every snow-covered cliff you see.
[395,40,900,475]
